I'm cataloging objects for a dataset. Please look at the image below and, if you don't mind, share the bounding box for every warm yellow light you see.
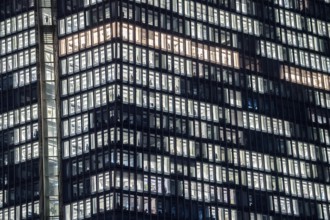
[59,22,240,69]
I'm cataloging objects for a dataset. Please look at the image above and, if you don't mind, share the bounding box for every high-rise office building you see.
[1,0,330,219]
[0,0,59,219]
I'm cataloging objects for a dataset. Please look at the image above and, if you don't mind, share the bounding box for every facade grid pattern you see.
[1,0,330,219]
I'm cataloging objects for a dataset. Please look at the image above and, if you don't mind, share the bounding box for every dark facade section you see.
[0,0,41,219]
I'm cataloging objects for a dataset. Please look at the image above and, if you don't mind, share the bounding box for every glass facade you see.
[0,0,40,219]
[2,0,330,219]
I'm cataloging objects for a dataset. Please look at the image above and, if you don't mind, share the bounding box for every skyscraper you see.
[0,0,61,218]
[1,0,330,219]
